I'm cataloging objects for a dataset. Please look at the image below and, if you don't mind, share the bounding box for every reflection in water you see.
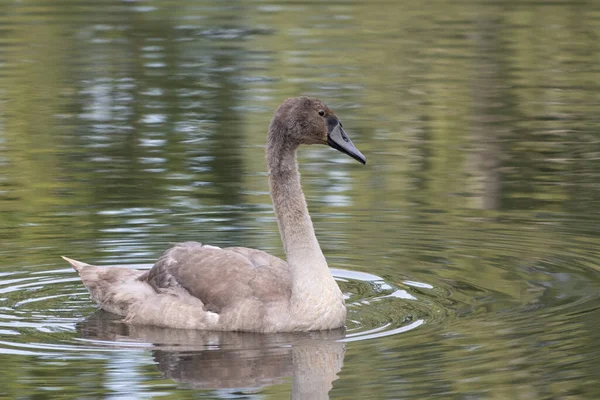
[469,10,510,211]
[79,312,345,399]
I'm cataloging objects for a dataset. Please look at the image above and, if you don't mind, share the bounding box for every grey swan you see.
[62,97,366,332]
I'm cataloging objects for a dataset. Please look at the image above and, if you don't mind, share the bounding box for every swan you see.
[63,96,366,332]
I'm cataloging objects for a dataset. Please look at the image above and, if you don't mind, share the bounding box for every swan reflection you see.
[78,311,346,399]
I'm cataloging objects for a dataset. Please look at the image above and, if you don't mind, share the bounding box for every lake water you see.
[1,0,600,398]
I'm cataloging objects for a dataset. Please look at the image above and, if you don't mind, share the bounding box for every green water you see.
[1,0,600,398]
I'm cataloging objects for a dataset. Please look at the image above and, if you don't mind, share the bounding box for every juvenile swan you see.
[63,97,366,332]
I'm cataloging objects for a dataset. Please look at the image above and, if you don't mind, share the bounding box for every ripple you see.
[332,268,434,341]
[0,263,443,356]
[1,244,598,359]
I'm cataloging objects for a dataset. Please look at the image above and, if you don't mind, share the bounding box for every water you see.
[1,0,600,398]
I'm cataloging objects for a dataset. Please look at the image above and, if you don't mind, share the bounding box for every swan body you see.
[63,97,366,332]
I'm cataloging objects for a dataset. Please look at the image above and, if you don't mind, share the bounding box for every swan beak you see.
[327,120,366,164]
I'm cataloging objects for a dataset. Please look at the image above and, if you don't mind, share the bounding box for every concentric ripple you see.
[2,240,598,359]
[333,268,445,342]
[0,264,443,355]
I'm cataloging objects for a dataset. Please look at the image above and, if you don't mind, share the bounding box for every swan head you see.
[269,97,366,164]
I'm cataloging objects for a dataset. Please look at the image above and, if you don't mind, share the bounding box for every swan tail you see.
[61,256,220,330]
[61,256,92,272]
[61,256,149,316]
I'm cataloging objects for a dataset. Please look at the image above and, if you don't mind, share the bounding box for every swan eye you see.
[318,110,325,117]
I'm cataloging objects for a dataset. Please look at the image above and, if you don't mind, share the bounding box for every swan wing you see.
[142,242,291,312]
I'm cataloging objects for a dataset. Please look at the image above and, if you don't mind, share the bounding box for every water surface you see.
[1,0,600,398]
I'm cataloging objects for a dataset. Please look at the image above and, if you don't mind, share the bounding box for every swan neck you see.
[266,137,325,267]
[265,121,346,330]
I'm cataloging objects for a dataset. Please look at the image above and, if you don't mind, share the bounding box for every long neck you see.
[266,128,346,329]
[266,137,326,270]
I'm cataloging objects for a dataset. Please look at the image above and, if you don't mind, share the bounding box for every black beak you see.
[326,118,366,164]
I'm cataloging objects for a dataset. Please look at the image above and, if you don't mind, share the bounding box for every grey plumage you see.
[63,97,365,332]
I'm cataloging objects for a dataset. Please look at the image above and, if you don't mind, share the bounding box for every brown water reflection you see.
[1,0,600,399]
